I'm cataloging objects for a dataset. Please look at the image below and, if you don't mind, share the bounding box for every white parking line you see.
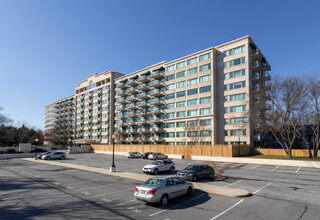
[75,185,103,191]
[271,165,280,171]
[93,189,131,198]
[210,199,244,220]
[64,181,90,187]
[295,167,301,173]
[225,180,243,187]
[116,200,137,206]
[149,193,206,217]
[252,182,272,195]
[250,165,261,170]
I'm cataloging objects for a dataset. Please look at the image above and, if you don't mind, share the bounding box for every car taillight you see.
[147,190,157,194]
[135,187,139,192]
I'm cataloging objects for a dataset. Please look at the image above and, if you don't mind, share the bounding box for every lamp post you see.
[110,134,117,172]
[238,137,241,157]
[34,138,39,159]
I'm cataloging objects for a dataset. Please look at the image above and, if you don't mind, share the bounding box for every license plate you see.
[139,190,146,194]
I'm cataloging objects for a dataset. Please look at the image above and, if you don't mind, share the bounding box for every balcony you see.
[150,98,164,106]
[137,92,150,99]
[150,118,162,123]
[117,120,125,126]
[116,82,128,89]
[150,89,165,97]
[116,105,126,111]
[127,87,139,94]
[250,49,263,60]
[117,90,128,97]
[137,84,151,91]
[116,112,126,119]
[150,107,164,115]
[137,118,149,125]
[127,119,137,125]
[251,72,271,81]
[117,97,127,104]
[138,100,150,108]
[127,128,138,134]
[150,127,163,133]
[126,111,138,117]
[250,61,271,71]
[138,75,151,83]
[150,136,164,142]
[150,71,165,79]
[150,80,165,88]
[139,110,151,116]
[137,128,150,133]
[127,103,139,110]
[138,136,149,142]
[127,95,139,102]
[127,79,139,87]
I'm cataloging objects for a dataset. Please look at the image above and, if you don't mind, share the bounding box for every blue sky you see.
[0,0,319,129]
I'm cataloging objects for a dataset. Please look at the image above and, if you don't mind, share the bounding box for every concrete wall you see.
[19,143,32,153]
[0,153,35,160]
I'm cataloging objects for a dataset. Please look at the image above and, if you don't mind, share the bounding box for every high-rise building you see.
[44,36,271,147]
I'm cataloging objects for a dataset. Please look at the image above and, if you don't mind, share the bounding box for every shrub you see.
[30,148,47,153]
[6,149,16,154]
[17,151,23,154]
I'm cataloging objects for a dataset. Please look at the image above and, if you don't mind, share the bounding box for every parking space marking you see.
[64,181,91,187]
[210,199,244,220]
[93,189,131,198]
[149,193,207,217]
[252,182,272,195]
[271,165,280,171]
[295,167,301,173]
[225,180,243,187]
[75,185,103,191]
[116,200,137,206]
[250,165,261,170]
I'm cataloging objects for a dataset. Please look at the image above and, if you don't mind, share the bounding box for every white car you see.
[126,152,142,158]
[142,160,175,175]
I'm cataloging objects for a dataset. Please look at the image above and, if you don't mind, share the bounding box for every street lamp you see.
[110,134,117,172]
[238,137,241,157]
[34,138,39,159]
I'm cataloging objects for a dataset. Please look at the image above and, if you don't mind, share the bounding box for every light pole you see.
[238,136,241,157]
[110,134,117,172]
[34,138,39,159]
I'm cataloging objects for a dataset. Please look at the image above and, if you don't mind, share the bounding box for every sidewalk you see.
[192,156,320,168]
[22,158,249,198]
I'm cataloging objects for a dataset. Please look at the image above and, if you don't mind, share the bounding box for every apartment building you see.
[44,35,271,147]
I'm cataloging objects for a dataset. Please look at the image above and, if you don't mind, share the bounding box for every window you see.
[176,61,185,69]
[177,142,186,145]
[229,81,246,90]
[176,71,185,78]
[225,107,228,113]
[200,119,211,126]
[166,93,175,100]
[229,69,245,78]
[229,57,245,67]
[224,85,228,91]
[187,57,197,65]
[224,96,228,102]
[200,86,211,93]
[224,51,228,57]
[187,88,197,96]
[187,109,198,116]
[167,74,175,81]
[167,83,175,90]
[166,132,175,137]
[176,101,185,107]
[224,62,227,68]
[166,122,175,128]
[167,142,175,145]
[187,131,197,137]
[230,129,247,136]
[177,111,186,117]
[187,99,198,106]
[167,65,175,72]
[187,120,198,126]
[225,130,228,136]
[200,108,211,115]
[200,97,211,104]
[199,53,211,61]
[230,105,246,113]
[224,73,228,80]
[230,93,246,101]
[188,67,197,75]
[230,117,246,124]
[224,119,228,125]
[177,81,186,88]
[176,131,186,137]
[188,78,198,85]
[177,91,186,97]
[166,103,175,109]
[166,113,175,118]
[199,75,210,83]
[200,131,211,136]
[229,45,245,55]
[177,121,186,127]
[199,64,211,72]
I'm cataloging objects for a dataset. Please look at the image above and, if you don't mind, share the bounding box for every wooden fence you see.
[91,144,251,159]
[251,148,319,157]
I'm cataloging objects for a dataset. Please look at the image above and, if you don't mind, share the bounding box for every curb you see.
[22,158,249,198]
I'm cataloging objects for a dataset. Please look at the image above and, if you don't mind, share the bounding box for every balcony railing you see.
[150,71,165,79]
[150,80,165,87]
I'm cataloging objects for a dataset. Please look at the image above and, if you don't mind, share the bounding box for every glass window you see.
[187,120,198,126]
[167,74,175,81]
[233,82,242,89]
[176,61,186,69]
[229,57,245,67]
[187,57,198,65]
[225,130,228,136]
[230,117,246,124]
[187,99,198,106]
[176,81,186,88]
[224,85,228,91]
[229,45,245,55]
[199,64,211,72]
[187,109,198,116]
[200,97,211,104]
[230,93,246,101]
[199,53,211,61]
[230,105,246,113]
[230,69,245,78]
[176,71,185,78]
[224,73,228,80]
[166,103,175,109]
[166,93,175,100]
[187,88,198,96]
[166,132,175,137]
[224,96,228,102]
[230,129,246,136]
[223,51,228,57]
[188,78,198,85]
[177,91,186,97]
[200,119,211,126]
[166,113,175,118]
[225,107,228,113]
[167,65,175,72]
[177,142,186,145]
[188,67,197,75]
[199,75,210,83]
[176,132,186,137]
[224,62,227,68]
[166,122,175,128]
[176,101,185,108]
[200,86,211,93]
[200,108,211,115]
[187,131,197,137]
[167,83,175,90]
[167,142,175,145]
[200,130,211,136]
[176,121,186,127]
[224,119,229,125]
[177,111,186,117]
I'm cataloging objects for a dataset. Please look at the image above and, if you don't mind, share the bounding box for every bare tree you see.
[44,123,73,146]
[0,107,12,126]
[184,119,211,145]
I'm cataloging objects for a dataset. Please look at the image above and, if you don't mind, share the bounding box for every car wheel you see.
[192,175,198,182]
[154,169,159,175]
[60,156,65,160]
[160,194,168,206]
[46,157,51,160]
[186,187,193,197]
[170,167,175,172]
[209,172,214,180]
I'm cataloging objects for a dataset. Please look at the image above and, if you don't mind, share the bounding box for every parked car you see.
[148,152,168,160]
[176,164,215,182]
[36,152,51,159]
[134,177,193,206]
[126,152,142,158]
[142,159,175,175]
[42,152,66,160]
[141,152,154,159]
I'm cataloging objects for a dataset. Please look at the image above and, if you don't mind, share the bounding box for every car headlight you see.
[187,173,193,176]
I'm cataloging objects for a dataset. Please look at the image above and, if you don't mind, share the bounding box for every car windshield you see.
[152,161,162,165]
[143,178,163,187]
[185,165,199,171]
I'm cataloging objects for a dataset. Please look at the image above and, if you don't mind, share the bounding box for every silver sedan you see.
[134,177,194,206]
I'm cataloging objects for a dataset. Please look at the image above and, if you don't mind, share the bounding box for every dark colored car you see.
[176,164,215,182]
[141,152,154,159]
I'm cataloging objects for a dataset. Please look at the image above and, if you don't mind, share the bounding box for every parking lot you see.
[1,153,320,219]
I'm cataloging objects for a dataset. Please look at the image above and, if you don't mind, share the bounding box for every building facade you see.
[44,36,271,146]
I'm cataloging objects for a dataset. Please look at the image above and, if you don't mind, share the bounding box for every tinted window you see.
[166,179,175,186]
[173,178,184,184]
